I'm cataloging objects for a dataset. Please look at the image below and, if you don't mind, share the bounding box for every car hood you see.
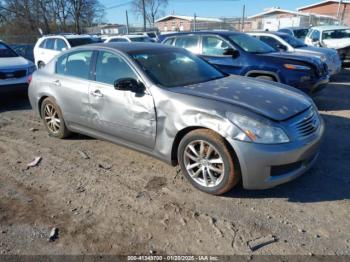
[262,51,321,65]
[169,75,311,121]
[297,46,336,56]
[0,56,32,69]
[322,38,350,49]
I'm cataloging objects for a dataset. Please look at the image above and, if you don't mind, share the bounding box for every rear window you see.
[0,43,18,58]
[293,29,309,39]
[67,38,95,47]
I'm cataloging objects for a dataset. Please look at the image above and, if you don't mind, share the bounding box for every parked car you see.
[28,43,325,195]
[249,31,342,76]
[10,44,35,62]
[305,25,350,64]
[159,31,329,94]
[278,27,310,41]
[0,41,36,93]
[139,31,159,41]
[34,34,96,68]
[103,35,154,43]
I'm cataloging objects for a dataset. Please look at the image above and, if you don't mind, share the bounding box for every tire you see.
[177,129,240,195]
[38,61,45,69]
[40,97,71,139]
[254,75,275,82]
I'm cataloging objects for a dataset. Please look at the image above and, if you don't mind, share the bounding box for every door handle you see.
[52,80,61,87]
[91,90,103,97]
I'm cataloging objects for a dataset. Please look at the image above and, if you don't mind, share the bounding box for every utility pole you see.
[193,13,197,32]
[126,10,130,34]
[142,0,146,31]
[241,4,245,32]
[337,0,343,24]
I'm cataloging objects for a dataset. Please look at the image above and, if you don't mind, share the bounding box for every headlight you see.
[227,113,290,144]
[28,65,37,75]
[284,64,311,70]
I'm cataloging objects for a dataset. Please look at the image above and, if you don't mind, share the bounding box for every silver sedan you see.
[28,43,325,195]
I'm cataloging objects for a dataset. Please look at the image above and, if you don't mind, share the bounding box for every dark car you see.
[159,31,329,94]
[10,44,35,62]
[278,27,310,41]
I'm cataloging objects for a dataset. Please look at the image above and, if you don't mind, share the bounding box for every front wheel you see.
[178,129,240,195]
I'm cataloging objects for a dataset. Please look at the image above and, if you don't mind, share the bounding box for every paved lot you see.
[0,70,349,255]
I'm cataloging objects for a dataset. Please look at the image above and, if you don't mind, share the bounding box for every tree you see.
[0,0,105,36]
[131,0,168,27]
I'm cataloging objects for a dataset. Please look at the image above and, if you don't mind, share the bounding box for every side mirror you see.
[114,78,144,93]
[276,44,287,51]
[223,48,240,58]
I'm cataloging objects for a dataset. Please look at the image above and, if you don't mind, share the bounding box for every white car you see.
[0,41,36,93]
[305,25,350,64]
[249,31,342,76]
[34,34,96,68]
[103,35,154,43]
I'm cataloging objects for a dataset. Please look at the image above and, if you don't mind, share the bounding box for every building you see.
[298,0,350,26]
[155,15,223,32]
[85,24,127,35]
[249,7,338,31]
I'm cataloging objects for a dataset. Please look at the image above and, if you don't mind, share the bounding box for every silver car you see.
[28,43,325,195]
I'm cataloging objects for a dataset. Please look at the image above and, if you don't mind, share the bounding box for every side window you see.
[56,51,93,79]
[174,36,199,53]
[39,39,47,48]
[202,36,230,56]
[46,39,55,50]
[55,39,68,51]
[95,51,137,85]
[110,38,128,43]
[311,30,320,41]
[163,38,174,46]
[259,36,281,50]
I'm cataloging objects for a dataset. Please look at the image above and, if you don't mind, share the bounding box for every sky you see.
[100,0,322,25]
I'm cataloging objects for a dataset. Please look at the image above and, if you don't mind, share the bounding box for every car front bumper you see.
[0,83,29,94]
[227,117,325,190]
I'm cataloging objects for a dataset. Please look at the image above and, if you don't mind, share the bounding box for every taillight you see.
[27,75,32,84]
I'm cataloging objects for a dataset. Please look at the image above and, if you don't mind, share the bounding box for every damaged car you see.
[28,43,325,195]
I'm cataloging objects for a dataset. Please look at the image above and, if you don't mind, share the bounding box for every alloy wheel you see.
[44,104,61,134]
[183,140,225,187]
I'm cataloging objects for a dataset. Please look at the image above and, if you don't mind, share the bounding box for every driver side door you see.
[88,50,156,149]
[199,35,243,75]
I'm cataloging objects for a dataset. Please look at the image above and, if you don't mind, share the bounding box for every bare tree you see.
[131,0,168,27]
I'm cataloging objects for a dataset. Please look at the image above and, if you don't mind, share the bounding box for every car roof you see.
[311,25,350,31]
[249,31,289,37]
[87,42,178,53]
[279,27,309,30]
[41,34,92,39]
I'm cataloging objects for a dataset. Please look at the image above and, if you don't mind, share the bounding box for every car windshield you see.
[293,29,309,39]
[279,34,307,48]
[67,37,95,47]
[228,34,275,54]
[0,43,18,58]
[131,49,226,87]
[322,29,350,39]
[130,37,153,42]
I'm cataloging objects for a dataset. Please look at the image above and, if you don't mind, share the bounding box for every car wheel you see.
[178,129,240,195]
[255,75,275,81]
[38,61,45,69]
[40,97,71,139]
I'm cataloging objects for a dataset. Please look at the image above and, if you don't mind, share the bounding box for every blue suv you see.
[159,31,329,94]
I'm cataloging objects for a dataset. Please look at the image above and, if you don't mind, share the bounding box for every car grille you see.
[290,108,320,139]
[0,69,27,80]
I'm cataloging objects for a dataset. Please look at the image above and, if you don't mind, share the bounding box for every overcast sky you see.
[100,0,323,25]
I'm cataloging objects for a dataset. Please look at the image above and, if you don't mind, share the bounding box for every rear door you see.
[200,35,243,74]
[53,50,94,127]
[88,50,156,148]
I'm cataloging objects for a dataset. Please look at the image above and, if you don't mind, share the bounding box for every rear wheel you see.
[178,129,240,195]
[40,97,71,139]
[38,61,45,69]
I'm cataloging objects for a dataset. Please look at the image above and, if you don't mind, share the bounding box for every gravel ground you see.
[0,70,349,255]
